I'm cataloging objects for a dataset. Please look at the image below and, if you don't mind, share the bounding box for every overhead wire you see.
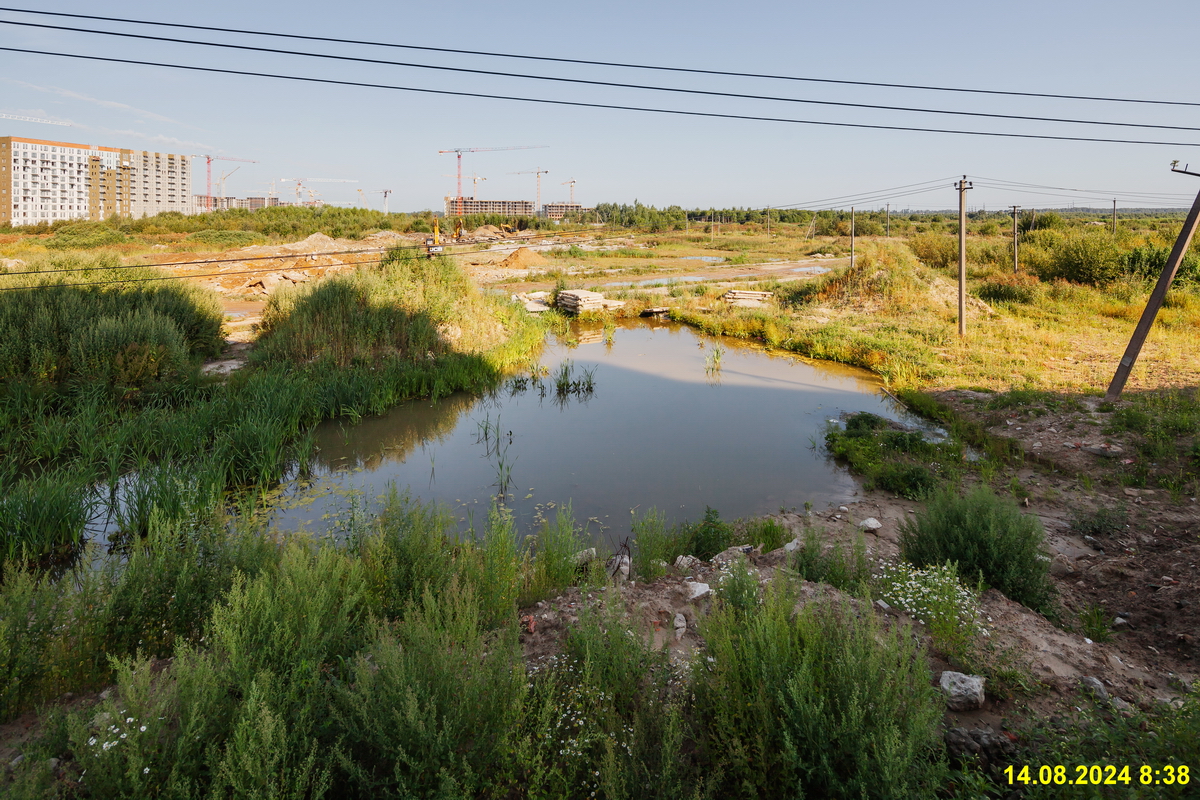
[2,19,1197,133]
[3,47,1197,148]
[774,177,960,209]
[1,6,1197,109]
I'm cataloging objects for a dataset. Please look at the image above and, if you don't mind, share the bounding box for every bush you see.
[686,506,733,560]
[789,526,870,591]
[1035,232,1125,286]
[44,222,127,250]
[976,272,1040,304]
[695,583,946,798]
[631,507,690,581]
[899,486,1055,614]
[907,233,958,270]
[187,229,266,248]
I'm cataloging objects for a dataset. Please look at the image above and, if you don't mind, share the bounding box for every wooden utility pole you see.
[850,206,856,269]
[1010,205,1021,274]
[1104,168,1200,401]
[956,176,972,337]
[766,206,771,238]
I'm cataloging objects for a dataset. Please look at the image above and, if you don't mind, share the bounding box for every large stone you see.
[606,554,630,583]
[943,727,982,764]
[783,539,801,552]
[674,554,700,571]
[858,517,883,531]
[673,612,688,641]
[1079,676,1108,702]
[940,671,986,711]
[1050,554,1075,577]
[685,581,711,601]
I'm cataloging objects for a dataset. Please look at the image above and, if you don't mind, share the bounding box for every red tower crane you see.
[438,145,547,216]
[194,154,258,212]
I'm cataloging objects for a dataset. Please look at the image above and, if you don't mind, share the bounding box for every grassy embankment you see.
[0,248,542,564]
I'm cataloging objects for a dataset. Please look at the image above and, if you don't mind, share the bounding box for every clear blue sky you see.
[3,0,1198,213]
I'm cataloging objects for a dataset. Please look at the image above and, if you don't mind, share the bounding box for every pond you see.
[271,320,915,539]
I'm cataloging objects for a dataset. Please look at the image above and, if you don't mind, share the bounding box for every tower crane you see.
[216,167,240,209]
[561,179,577,205]
[195,155,258,212]
[368,189,393,214]
[510,168,549,216]
[279,178,357,205]
[357,188,367,208]
[441,172,488,200]
[0,113,70,126]
[438,145,547,216]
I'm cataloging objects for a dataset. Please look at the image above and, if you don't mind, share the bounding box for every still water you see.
[273,320,912,538]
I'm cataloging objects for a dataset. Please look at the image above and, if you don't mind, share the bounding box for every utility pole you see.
[1104,166,1200,401]
[956,176,973,337]
[850,206,856,269]
[886,203,891,237]
[1010,205,1021,274]
[1112,199,1118,236]
[766,206,771,238]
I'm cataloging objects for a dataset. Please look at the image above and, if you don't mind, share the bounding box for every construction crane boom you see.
[279,178,358,206]
[511,168,549,216]
[561,179,577,205]
[368,189,393,213]
[0,113,71,126]
[439,145,547,215]
[194,154,258,212]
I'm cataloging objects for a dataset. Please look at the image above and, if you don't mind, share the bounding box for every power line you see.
[4,47,1198,148]
[4,19,1198,133]
[968,175,1193,199]
[1,5,1197,109]
[775,177,959,209]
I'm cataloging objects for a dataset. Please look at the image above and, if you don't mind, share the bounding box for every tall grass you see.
[899,485,1055,615]
[694,578,946,798]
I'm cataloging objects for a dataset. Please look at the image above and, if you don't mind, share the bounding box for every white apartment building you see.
[1,136,195,226]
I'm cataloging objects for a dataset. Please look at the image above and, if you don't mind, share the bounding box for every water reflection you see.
[275,320,909,540]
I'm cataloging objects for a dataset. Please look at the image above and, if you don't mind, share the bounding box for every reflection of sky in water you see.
[271,320,914,541]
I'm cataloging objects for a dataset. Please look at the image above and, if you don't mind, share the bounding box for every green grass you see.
[824,412,961,500]
[788,525,871,592]
[899,485,1056,615]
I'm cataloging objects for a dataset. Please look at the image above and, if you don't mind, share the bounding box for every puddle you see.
[681,256,725,262]
[791,266,830,274]
[603,276,706,288]
[271,320,919,540]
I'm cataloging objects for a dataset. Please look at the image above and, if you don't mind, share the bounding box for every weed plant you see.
[683,506,734,560]
[899,486,1055,615]
[742,517,789,552]
[789,526,871,592]
[873,559,987,660]
[695,579,946,798]
[630,508,690,581]
[824,412,958,500]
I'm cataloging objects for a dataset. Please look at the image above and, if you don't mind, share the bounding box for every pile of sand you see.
[499,247,548,269]
[473,225,504,238]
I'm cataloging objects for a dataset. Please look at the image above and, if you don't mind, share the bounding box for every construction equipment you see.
[216,167,240,208]
[357,188,367,208]
[441,173,488,202]
[368,189,392,213]
[438,146,547,215]
[453,218,464,239]
[279,178,357,205]
[0,113,70,126]
[561,179,577,204]
[196,155,258,212]
[510,168,549,216]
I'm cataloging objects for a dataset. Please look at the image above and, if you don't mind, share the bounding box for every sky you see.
[2,0,1199,214]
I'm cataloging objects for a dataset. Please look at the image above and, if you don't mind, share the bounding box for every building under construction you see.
[2,135,194,226]
[543,202,589,220]
[444,196,534,217]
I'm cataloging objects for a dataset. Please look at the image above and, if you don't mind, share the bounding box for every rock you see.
[685,581,711,601]
[674,612,687,641]
[9,754,24,770]
[1083,443,1123,457]
[673,555,700,571]
[606,554,630,583]
[783,539,801,552]
[1111,697,1136,717]
[838,505,849,512]
[1049,554,1075,577]
[1079,676,1108,701]
[92,710,113,729]
[574,547,597,566]
[1113,616,1128,627]
[99,688,112,701]
[712,545,754,566]
[46,758,59,771]
[940,671,986,711]
[654,560,671,571]
[968,727,1016,766]
[875,599,892,611]
[944,727,982,764]
[858,517,883,531]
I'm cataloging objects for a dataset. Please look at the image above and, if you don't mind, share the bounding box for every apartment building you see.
[444,196,535,217]
[1,136,194,226]
[542,202,590,220]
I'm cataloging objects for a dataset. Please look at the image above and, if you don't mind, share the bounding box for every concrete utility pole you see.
[1112,199,1118,236]
[850,206,856,269]
[886,203,891,237]
[956,176,973,337]
[1010,205,1021,274]
[1104,166,1200,401]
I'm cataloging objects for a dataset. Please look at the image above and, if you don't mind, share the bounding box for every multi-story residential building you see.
[444,196,535,217]
[1,135,194,226]
[542,202,590,220]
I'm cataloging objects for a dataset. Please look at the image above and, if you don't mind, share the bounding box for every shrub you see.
[1035,232,1125,286]
[44,222,127,249]
[695,582,946,798]
[70,309,189,388]
[976,272,1040,305]
[908,233,958,270]
[899,486,1055,614]
[742,517,789,552]
[186,229,265,248]
[630,507,690,581]
[789,526,871,591]
[686,506,733,560]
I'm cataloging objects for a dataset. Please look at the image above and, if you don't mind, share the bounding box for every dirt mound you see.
[473,225,504,238]
[499,247,548,269]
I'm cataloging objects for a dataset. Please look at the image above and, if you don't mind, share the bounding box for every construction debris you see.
[555,290,625,314]
[721,289,774,308]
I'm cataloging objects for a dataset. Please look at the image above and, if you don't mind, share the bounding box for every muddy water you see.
[274,320,914,538]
